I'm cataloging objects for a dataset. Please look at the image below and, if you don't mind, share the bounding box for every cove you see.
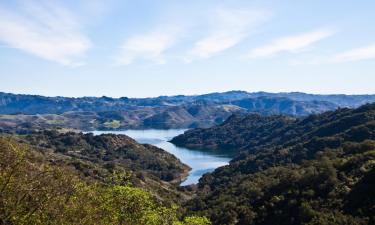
[92,129,234,186]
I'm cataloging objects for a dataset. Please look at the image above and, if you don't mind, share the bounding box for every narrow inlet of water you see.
[91,129,233,185]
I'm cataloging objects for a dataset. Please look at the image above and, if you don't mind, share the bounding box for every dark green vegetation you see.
[174,103,375,225]
[2,90,374,132]
[2,91,375,225]
[171,114,296,151]
[0,137,210,225]
[18,131,192,202]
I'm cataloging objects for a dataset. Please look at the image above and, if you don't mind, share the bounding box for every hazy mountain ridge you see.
[1,91,375,114]
[0,102,245,133]
[1,90,373,131]
[229,96,338,116]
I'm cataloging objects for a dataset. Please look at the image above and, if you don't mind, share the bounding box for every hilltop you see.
[175,103,375,224]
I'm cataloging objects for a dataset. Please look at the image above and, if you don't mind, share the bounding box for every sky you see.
[0,0,375,98]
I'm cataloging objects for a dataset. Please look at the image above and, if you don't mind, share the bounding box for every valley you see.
[1,91,375,225]
[92,129,234,185]
[1,1,375,224]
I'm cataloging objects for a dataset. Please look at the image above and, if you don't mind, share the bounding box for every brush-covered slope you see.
[15,130,191,202]
[171,113,296,151]
[24,131,189,182]
[0,136,210,225]
[171,104,375,153]
[182,103,375,225]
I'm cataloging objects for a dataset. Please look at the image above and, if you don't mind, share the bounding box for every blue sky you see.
[0,0,375,97]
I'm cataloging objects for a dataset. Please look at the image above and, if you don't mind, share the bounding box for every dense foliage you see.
[1,92,375,225]
[13,130,192,203]
[177,103,375,224]
[24,130,189,182]
[0,137,210,225]
[171,114,296,150]
[186,141,375,225]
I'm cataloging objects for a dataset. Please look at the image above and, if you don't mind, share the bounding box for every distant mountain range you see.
[1,91,375,113]
[0,91,374,132]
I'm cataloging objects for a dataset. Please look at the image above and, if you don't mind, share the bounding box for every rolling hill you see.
[174,103,375,224]
[3,90,374,131]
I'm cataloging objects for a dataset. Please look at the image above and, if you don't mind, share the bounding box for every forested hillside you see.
[175,103,375,224]
[0,137,210,224]
[171,114,296,151]
[1,0,373,224]
[1,95,375,225]
[16,130,194,202]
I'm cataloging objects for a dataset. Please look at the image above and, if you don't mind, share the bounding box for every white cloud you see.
[330,43,375,63]
[115,7,270,64]
[247,29,335,58]
[0,1,91,66]
[187,8,270,61]
[116,28,180,65]
[289,42,375,66]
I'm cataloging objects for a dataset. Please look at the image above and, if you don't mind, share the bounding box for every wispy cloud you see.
[0,1,91,66]
[116,28,181,65]
[290,42,375,66]
[186,8,270,62]
[330,43,375,63]
[247,29,335,58]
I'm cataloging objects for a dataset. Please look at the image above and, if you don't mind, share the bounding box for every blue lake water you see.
[91,129,233,185]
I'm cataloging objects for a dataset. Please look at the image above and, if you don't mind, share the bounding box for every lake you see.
[91,129,233,185]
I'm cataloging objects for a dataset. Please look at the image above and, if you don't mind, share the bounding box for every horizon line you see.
[1,90,375,99]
